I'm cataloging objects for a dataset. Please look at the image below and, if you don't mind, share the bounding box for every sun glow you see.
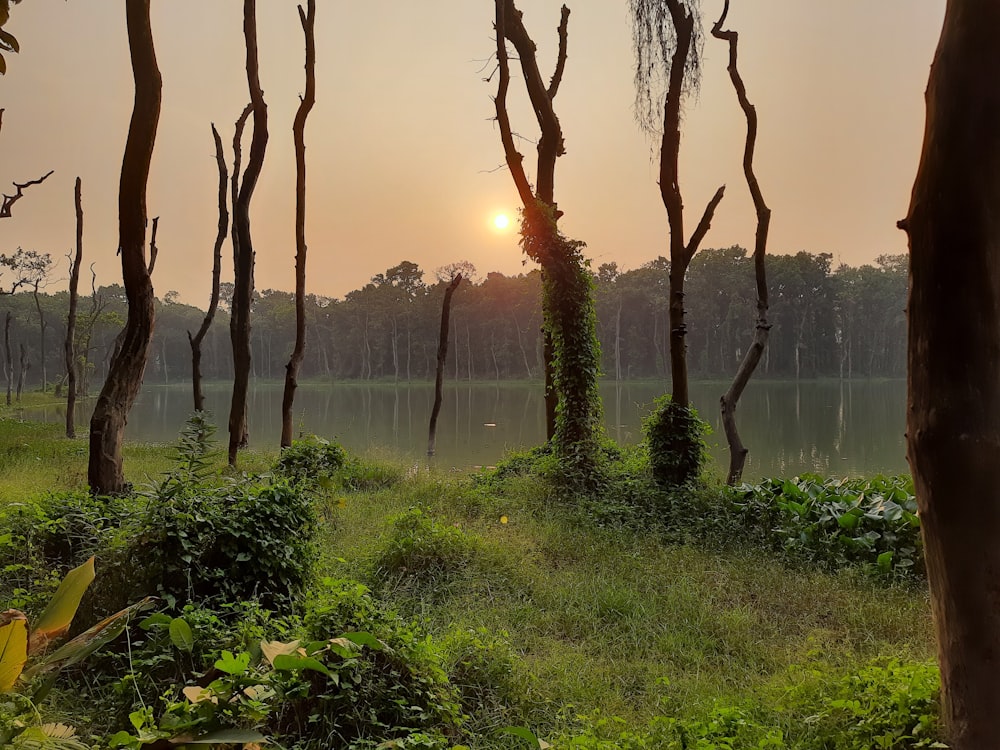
[492,213,511,231]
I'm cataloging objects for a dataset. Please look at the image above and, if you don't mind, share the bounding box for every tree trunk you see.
[229,0,268,465]
[65,178,83,438]
[713,0,772,486]
[15,342,26,401]
[189,121,234,413]
[427,273,461,455]
[4,311,11,406]
[901,2,1000,746]
[32,282,46,392]
[280,0,315,449]
[88,0,161,495]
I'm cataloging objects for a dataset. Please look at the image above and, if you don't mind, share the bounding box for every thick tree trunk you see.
[189,122,232,413]
[280,0,315,449]
[229,0,268,465]
[65,178,83,439]
[88,0,160,494]
[713,0,772,485]
[428,273,461,456]
[901,2,1000,746]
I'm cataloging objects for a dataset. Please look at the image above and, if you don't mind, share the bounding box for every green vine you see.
[644,395,709,487]
[520,200,603,480]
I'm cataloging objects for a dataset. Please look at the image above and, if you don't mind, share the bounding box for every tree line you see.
[0,248,906,394]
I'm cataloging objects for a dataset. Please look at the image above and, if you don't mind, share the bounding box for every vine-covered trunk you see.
[88,0,161,495]
[65,178,83,439]
[229,0,268,465]
[427,273,462,456]
[901,1,1000,745]
[280,0,316,449]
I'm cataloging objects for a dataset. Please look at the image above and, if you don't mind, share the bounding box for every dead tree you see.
[493,0,602,469]
[427,272,463,456]
[228,0,268,466]
[188,123,231,412]
[88,0,162,494]
[713,0,771,485]
[65,177,83,438]
[631,0,724,408]
[899,1,1000,745]
[280,0,316,449]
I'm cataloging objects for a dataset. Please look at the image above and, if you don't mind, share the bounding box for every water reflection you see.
[27,380,907,479]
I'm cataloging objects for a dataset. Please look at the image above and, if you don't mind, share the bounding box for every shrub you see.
[274,436,347,486]
[643,396,709,488]
[376,507,476,585]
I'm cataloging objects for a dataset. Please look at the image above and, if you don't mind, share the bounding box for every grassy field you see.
[0,406,938,748]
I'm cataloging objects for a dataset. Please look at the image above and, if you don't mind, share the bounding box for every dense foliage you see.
[0,249,906,397]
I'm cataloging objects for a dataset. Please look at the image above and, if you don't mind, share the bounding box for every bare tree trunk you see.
[713,0,772,485]
[428,273,461,455]
[280,0,315,449]
[615,301,622,381]
[88,0,161,495]
[4,311,11,406]
[15,342,26,401]
[229,0,268,465]
[189,121,234,412]
[512,310,532,378]
[65,178,83,438]
[900,2,1000,745]
[32,282,46,392]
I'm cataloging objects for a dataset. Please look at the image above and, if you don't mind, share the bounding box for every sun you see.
[492,213,511,231]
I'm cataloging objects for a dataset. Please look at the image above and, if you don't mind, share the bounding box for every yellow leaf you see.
[337,497,347,508]
[500,515,509,524]
[31,556,95,655]
[183,685,217,704]
[0,610,28,690]
[260,638,300,666]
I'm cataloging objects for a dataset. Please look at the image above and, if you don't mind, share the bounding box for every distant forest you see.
[0,247,906,394]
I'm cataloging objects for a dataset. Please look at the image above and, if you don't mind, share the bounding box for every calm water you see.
[27,380,908,479]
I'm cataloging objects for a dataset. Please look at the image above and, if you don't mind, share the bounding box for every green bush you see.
[340,456,405,492]
[376,507,476,585]
[643,396,709,488]
[274,436,347,486]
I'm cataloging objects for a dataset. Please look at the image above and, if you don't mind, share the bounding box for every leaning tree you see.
[88,0,161,494]
[493,0,602,475]
[899,1,1000,746]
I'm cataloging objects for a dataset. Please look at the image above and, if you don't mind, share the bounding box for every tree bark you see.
[713,0,772,485]
[4,311,11,406]
[32,281,45,392]
[901,1,1000,746]
[229,0,268,465]
[428,273,462,456]
[65,180,82,438]
[280,0,316,449]
[15,342,26,401]
[188,123,231,412]
[88,0,161,495]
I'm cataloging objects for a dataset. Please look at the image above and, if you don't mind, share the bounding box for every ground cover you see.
[0,413,940,748]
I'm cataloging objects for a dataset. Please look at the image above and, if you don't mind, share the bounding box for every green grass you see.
[318,468,934,738]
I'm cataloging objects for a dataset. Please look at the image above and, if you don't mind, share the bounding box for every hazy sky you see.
[0,1,943,305]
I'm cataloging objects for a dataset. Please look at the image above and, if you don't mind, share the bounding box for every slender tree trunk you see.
[88,0,161,494]
[189,121,234,412]
[4,311,11,406]
[428,273,461,455]
[229,0,268,465]
[65,179,83,438]
[15,342,26,401]
[512,310,532,378]
[713,1,772,485]
[32,283,46,392]
[615,301,622,382]
[280,0,315,449]
[900,2,1000,745]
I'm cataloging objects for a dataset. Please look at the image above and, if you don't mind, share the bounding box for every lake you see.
[25,379,908,479]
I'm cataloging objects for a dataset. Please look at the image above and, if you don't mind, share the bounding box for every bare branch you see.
[684,184,725,264]
[0,169,53,218]
[547,5,570,99]
[494,0,534,208]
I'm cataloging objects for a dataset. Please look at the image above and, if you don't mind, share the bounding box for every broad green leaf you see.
[168,617,194,653]
[502,726,547,748]
[877,551,894,572]
[273,653,332,677]
[837,513,859,530]
[31,556,95,655]
[214,650,250,675]
[341,631,384,651]
[0,610,28,690]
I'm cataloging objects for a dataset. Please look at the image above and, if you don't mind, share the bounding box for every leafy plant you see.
[644,395,709,487]
[274,435,347,487]
[377,507,476,585]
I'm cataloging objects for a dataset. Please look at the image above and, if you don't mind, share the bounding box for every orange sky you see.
[0,1,943,304]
